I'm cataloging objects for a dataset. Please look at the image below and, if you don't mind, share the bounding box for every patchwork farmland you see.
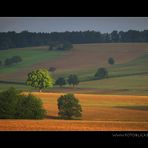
[0,43,148,130]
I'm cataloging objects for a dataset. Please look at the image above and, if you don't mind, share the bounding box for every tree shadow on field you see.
[47,115,60,120]
[46,115,82,120]
[114,106,148,111]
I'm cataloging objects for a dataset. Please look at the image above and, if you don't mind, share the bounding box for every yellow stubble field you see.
[0,92,148,131]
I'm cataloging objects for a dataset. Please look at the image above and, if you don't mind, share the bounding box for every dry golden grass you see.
[0,92,148,131]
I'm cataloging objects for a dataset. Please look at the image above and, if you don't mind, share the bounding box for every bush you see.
[0,87,47,119]
[57,94,82,119]
[4,58,13,66]
[0,60,2,66]
[67,74,79,87]
[55,77,66,87]
[11,56,22,64]
[15,94,47,119]
[0,87,20,118]
[48,41,73,51]
[4,56,22,66]
[108,57,115,65]
[94,68,108,79]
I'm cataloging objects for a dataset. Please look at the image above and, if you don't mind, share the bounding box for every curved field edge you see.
[0,93,147,131]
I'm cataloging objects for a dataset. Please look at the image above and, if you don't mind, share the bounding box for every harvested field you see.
[0,93,148,131]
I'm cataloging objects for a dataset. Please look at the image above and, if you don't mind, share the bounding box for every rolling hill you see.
[0,43,148,95]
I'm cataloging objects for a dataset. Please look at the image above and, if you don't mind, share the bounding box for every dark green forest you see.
[0,30,148,50]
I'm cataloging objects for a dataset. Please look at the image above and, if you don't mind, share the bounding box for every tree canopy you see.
[95,68,108,79]
[26,69,54,92]
[67,74,79,87]
[57,94,82,119]
[55,77,66,87]
[108,57,115,65]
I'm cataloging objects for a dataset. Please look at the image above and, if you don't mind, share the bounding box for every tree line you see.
[0,30,148,50]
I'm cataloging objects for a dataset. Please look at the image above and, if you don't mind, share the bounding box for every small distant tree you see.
[4,58,13,66]
[95,68,108,79]
[57,94,82,119]
[108,57,115,65]
[48,41,73,51]
[26,69,54,92]
[55,77,66,87]
[62,41,73,50]
[67,74,79,87]
[12,56,22,64]
[48,41,59,51]
[49,67,56,73]
[0,60,2,66]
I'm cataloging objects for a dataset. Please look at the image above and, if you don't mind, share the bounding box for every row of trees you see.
[0,88,82,119]
[1,30,148,50]
[26,69,79,91]
[56,74,79,87]
[0,56,22,67]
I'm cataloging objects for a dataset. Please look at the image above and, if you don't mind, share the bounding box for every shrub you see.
[94,68,108,79]
[57,94,82,119]
[108,57,115,65]
[0,87,20,119]
[55,77,66,87]
[0,87,47,119]
[0,60,2,66]
[4,58,13,66]
[67,74,79,87]
[15,94,47,119]
[11,56,22,64]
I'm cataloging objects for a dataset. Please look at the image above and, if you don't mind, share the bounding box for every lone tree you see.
[26,69,54,92]
[57,94,82,119]
[49,67,56,73]
[95,68,108,80]
[67,74,79,87]
[108,57,115,65]
[0,60,2,66]
[55,77,66,87]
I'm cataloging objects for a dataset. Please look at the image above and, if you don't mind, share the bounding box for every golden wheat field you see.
[0,92,148,131]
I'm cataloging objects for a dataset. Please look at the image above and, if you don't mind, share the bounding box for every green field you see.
[0,46,66,74]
